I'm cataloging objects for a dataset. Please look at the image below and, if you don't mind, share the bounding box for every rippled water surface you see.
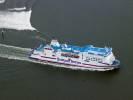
[0,0,133,100]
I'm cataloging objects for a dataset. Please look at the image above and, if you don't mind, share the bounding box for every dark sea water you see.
[0,0,133,100]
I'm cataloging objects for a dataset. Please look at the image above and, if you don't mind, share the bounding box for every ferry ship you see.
[29,39,120,71]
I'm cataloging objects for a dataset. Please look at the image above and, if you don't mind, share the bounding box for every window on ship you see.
[61,53,79,58]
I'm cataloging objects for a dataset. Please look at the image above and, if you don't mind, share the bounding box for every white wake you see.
[8,7,26,11]
[0,10,35,30]
[0,0,5,4]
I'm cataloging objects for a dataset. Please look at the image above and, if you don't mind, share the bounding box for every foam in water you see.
[0,10,35,30]
[8,7,26,11]
[0,43,31,51]
[0,0,5,4]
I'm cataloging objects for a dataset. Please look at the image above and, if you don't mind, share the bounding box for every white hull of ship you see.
[30,54,118,71]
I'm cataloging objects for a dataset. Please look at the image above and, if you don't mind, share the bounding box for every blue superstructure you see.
[35,43,112,56]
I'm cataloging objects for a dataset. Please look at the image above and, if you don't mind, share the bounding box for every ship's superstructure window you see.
[44,48,52,50]
[61,53,79,58]
[85,57,103,62]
